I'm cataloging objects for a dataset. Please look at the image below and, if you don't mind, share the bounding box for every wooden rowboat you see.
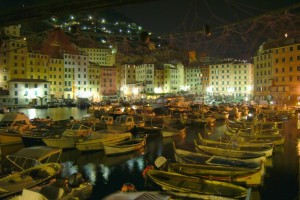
[146,169,249,199]
[167,162,265,187]
[194,140,267,162]
[173,142,263,168]
[75,131,132,151]
[224,130,285,146]
[103,137,146,156]
[198,133,274,157]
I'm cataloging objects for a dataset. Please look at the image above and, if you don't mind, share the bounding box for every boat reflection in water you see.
[60,148,146,184]
[6,108,298,200]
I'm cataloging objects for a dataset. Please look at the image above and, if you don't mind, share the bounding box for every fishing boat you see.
[75,131,132,151]
[226,124,280,135]
[199,133,274,148]
[42,123,93,149]
[183,113,216,127]
[10,173,92,200]
[173,142,263,168]
[0,163,62,199]
[131,126,162,137]
[0,112,36,145]
[21,124,67,147]
[103,137,146,156]
[145,169,249,199]
[107,115,139,133]
[198,133,274,157]
[3,146,62,173]
[167,161,264,187]
[194,140,267,162]
[161,124,186,138]
[224,130,285,146]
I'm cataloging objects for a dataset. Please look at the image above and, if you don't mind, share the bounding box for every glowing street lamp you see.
[154,87,162,94]
[206,86,213,94]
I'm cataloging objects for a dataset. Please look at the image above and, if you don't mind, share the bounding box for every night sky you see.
[2,0,300,59]
[114,0,300,59]
[115,0,300,33]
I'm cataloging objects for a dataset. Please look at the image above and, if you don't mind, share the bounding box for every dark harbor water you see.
[2,107,299,200]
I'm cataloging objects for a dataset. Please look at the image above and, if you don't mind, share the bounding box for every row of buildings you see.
[0,25,299,107]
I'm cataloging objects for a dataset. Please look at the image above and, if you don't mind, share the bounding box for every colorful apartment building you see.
[208,61,254,100]
[254,38,300,105]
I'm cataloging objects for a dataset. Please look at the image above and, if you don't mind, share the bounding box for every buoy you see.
[142,165,154,178]
[121,183,136,192]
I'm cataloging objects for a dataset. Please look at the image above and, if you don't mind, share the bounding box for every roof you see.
[8,146,62,160]
[1,112,29,122]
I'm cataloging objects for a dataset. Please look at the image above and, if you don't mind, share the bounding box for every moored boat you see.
[224,130,285,146]
[161,125,186,138]
[21,124,67,147]
[194,140,267,162]
[198,133,274,157]
[107,115,138,133]
[3,146,62,172]
[42,123,93,149]
[167,161,264,187]
[145,169,249,199]
[173,142,263,168]
[10,172,92,200]
[0,163,62,199]
[75,131,132,151]
[226,123,280,136]
[0,113,36,145]
[103,137,146,156]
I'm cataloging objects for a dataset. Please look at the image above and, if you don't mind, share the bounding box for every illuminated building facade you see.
[63,53,89,99]
[6,38,27,80]
[8,79,50,106]
[100,66,117,99]
[208,61,253,100]
[184,66,202,94]
[136,63,155,94]
[118,64,137,99]
[200,65,209,95]
[26,53,49,80]
[83,46,116,66]
[254,39,300,105]
[154,67,164,94]
[88,62,101,102]
[49,58,65,99]
[163,63,184,93]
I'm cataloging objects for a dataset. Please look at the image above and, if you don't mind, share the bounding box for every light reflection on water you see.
[18,107,87,121]
[82,163,97,184]
[4,108,299,200]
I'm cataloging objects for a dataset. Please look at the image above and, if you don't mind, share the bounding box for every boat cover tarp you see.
[8,146,61,160]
